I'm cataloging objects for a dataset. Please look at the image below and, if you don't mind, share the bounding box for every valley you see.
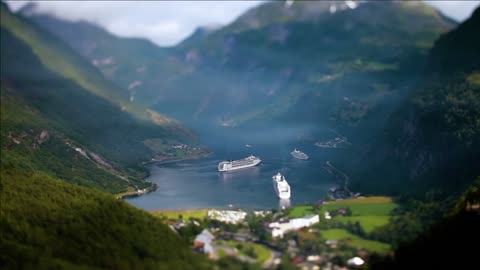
[1,1,479,269]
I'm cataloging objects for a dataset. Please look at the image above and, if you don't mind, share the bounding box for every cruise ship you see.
[218,155,261,172]
[272,173,291,199]
[291,149,309,160]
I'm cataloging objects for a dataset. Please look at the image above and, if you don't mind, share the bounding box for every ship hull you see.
[291,154,308,160]
[218,159,261,172]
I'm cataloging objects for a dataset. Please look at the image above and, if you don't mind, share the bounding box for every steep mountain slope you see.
[18,3,189,107]
[4,3,191,129]
[0,168,212,270]
[1,80,147,194]
[23,1,455,136]
[354,7,480,194]
[0,3,197,194]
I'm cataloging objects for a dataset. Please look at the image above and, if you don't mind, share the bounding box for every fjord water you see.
[127,126,346,210]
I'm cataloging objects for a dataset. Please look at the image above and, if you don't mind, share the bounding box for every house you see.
[306,255,323,263]
[291,256,304,264]
[207,209,247,224]
[174,221,187,230]
[268,214,320,238]
[347,257,365,267]
[194,229,216,259]
[297,262,320,270]
[292,214,320,227]
[269,222,294,238]
[325,240,338,248]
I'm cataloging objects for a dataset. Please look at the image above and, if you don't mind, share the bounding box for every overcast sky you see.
[6,1,480,47]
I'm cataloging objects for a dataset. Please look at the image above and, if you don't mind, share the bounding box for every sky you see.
[5,1,480,47]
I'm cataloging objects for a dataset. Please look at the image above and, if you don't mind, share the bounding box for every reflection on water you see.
[218,166,261,181]
[279,199,291,210]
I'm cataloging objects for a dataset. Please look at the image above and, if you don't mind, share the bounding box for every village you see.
[152,196,397,270]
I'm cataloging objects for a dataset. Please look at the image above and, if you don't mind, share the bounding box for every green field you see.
[151,209,207,220]
[321,229,390,254]
[289,197,398,233]
[467,72,480,86]
[335,216,391,233]
[323,197,397,233]
[322,196,398,216]
[251,243,272,264]
[224,241,272,264]
[288,205,316,218]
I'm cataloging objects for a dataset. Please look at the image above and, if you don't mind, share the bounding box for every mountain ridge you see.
[20,1,455,130]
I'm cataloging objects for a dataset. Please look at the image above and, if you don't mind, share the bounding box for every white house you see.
[194,229,216,258]
[268,214,320,238]
[291,214,320,228]
[207,210,247,224]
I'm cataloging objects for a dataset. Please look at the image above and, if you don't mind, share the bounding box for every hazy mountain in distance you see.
[21,1,455,135]
[168,1,455,128]
[177,24,221,48]
[17,2,205,111]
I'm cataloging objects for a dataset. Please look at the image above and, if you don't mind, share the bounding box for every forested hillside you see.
[355,7,480,195]
[1,2,196,193]
[0,168,212,270]
[370,181,480,269]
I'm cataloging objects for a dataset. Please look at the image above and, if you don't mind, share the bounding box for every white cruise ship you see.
[218,155,261,172]
[272,173,291,199]
[291,149,309,160]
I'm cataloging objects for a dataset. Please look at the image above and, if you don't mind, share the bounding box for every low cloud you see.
[6,1,262,46]
[426,1,479,21]
[5,1,479,47]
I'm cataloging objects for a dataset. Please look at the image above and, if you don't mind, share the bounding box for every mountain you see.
[22,1,456,136]
[17,3,190,108]
[1,3,197,194]
[178,25,220,48]
[178,0,455,127]
[0,167,212,270]
[354,6,480,194]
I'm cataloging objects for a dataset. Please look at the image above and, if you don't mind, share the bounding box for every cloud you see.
[5,1,263,46]
[5,1,480,47]
[425,0,480,21]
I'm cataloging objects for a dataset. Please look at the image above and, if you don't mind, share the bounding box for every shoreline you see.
[117,152,212,200]
[150,208,211,214]
[141,152,212,166]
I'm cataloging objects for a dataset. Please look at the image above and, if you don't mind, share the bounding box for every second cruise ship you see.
[291,149,309,160]
[218,155,261,172]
